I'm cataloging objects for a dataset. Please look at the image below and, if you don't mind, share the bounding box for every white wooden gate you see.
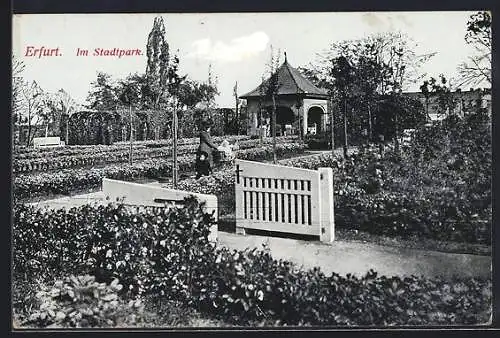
[235,160,335,243]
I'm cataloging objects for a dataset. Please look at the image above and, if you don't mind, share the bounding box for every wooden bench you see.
[33,137,65,148]
[307,124,317,135]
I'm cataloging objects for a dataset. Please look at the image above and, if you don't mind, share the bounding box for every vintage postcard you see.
[11,12,492,329]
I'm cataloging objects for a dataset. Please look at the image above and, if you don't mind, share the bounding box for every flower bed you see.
[14,135,252,157]
[13,200,491,327]
[13,142,306,200]
[13,136,300,173]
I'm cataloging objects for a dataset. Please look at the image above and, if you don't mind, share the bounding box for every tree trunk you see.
[394,114,400,153]
[101,117,106,145]
[272,96,277,164]
[425,97,430,121]
[343,98,348,159]
[330,98,335,157]
[26,124,31,147]
[173,108,178,187]
[66,116,69,145]
[367,103,372,144]
[298,108,302,140]
[129,106,133,165]
[235,99,239,135]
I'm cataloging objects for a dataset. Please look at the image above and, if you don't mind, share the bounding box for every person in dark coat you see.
[196,123,218,178]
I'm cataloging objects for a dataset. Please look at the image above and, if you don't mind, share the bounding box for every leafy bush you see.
[24,275,145,328]
[160,136,490,244]
[281,118,492,245]
[13,200,491,326]
[13,197,215,294]
[304,132,331,150]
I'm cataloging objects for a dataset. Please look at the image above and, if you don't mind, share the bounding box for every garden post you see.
[318,167,335,243]
[272,95,277,164]
[173,107,179,188]
[66,114,69,145]
[330,97,335,157]
[129,105,133,165]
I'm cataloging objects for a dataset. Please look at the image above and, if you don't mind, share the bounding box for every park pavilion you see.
[239,54,330,137]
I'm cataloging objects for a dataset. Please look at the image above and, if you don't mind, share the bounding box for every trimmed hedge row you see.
[13,201,491,327]
[280,145,491,245]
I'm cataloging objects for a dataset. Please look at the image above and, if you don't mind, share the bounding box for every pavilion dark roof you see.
[239,59,328,99]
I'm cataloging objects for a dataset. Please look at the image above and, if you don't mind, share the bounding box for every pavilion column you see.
[303,102,309,136]
[322,104,328,131]
[253,109,259,133]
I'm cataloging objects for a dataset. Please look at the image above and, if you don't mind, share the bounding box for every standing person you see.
[196,121,219,178]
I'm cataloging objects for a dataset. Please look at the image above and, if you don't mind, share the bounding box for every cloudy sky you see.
[12,12,484,107]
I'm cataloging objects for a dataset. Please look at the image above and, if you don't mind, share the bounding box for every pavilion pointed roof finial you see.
[284,51,287,63]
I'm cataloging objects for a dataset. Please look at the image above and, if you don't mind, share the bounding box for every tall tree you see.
[145,16,170,109]
[329,56,355,158]
[12,57,25,146]
[233,81,240,135]
[86,72,119,111]
[12,57,25,120]
[313,33,434,150]
[117,76,143,163]
[355,48,392,143]
[457,11,492,87]
[320,33,435,93]
[420,75,457,118]
[261,47,282,163]
[19,81,49,146]
[56,89,79,144]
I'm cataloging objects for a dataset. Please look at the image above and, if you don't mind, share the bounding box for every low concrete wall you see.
[102,178,218,242]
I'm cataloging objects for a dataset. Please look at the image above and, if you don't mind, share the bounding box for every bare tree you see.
[457,11,492,87]
[20,81,49,146]
[262,46,282,164]
[12,57,26,146]
[55,89,79,144]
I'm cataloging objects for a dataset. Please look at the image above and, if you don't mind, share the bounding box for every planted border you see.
[14,143,306,200]
[13,136,300,173]
[13,201,492,327]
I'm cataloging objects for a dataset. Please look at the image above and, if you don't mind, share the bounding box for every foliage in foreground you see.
[24,276,144,328]
[13,200,491,327]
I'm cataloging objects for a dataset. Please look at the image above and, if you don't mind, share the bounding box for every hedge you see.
[157,148,491,245]
[13,200,491,327]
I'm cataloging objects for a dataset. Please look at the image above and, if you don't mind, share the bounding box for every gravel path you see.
[217,232,491,280]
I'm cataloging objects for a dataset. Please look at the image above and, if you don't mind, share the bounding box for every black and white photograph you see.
[11,10,492,329]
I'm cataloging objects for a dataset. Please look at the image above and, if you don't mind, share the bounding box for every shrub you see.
[13,197,215,294]
[23,275,145,328]
[14,200,492,327]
